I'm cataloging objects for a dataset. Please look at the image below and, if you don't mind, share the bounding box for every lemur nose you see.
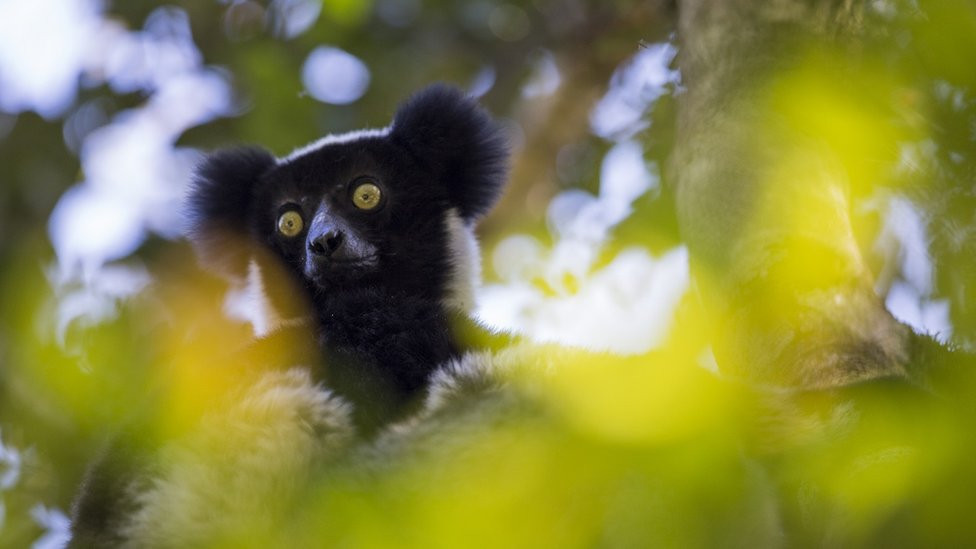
[309,230,344,257]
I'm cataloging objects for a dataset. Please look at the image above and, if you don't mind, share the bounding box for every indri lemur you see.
[187,83,510,432]
[68,85,512,546]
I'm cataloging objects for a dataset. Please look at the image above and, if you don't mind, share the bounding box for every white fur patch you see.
[423,351,503,414]
[224,259,311,337]
[119,368,353,547]
[443,209,482,312]
[224,259,279,337]
[368,344,564,460]
[421,344,563,416]
[281,127,391,162]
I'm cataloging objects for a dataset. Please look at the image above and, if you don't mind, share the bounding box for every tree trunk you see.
[671,0,912,388]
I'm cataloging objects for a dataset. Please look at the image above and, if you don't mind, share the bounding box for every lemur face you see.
[252,132,457,300]
[186,84,509,310]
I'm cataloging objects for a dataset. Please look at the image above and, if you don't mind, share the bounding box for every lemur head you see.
[186,85,509,314]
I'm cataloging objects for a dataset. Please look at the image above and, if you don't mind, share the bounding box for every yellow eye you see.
[351,181,382,211]
[277,210,304,237]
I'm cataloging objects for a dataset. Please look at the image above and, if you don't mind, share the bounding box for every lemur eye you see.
[351,181,382,211]
[277,210,304,237]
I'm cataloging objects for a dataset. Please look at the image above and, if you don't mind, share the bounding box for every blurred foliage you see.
[1,0,976,547]
[880,0,976,341]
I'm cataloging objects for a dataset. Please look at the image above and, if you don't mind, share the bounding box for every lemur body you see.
[187,84,510,431]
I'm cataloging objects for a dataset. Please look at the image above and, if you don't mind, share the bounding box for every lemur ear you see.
[391,84,510,223]
[184,146,276,278]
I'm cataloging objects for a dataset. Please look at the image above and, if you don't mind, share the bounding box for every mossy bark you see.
[672,0,912,388]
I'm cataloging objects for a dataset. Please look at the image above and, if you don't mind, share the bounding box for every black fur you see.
[185,146,277,277]
[186,84,510,432]
[391,84,509,222]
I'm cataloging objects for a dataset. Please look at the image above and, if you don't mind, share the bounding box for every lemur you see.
[68,85,514,547]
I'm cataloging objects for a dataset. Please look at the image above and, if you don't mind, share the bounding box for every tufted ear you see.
[391,84,510,223]
[184,146,276,279]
